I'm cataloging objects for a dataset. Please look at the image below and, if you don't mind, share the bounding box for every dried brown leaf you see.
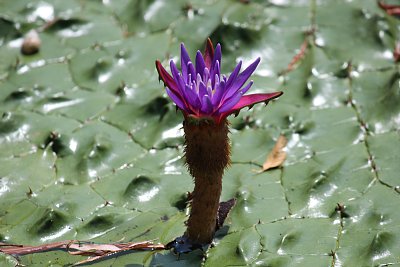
[70,241,165,266]
[261,135,287,171]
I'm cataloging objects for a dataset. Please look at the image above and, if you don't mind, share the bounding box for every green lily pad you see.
[0,0,399,266]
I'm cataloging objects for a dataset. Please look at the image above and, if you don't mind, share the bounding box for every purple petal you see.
[224,58,260,100]
[166,87,187,111]
[195,51,206,78]
[170,60,186,93]
[185,84,201,109]
[219,81,253,109]
[211,60,220,88]
[212,80,226,105]
[203,67,210,83]
[170,60,180,81]
[212,44,221,70]
[225,61,242,89]
[181,44,191,80]
[240,81,253,95]
[207,83,213,97]
[187,62,196,82]
[198,79,207,99]
[200,95,213,114]
[221,81,253,107]
[218,91,243,113]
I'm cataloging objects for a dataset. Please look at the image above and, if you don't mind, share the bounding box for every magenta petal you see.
[204,38,214,69]
[218,92,283,120]
[155,60,179,93]
[232,92,283,112]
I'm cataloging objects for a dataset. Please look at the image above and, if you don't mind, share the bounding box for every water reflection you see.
[40,225,71,242]
[69,139,78,153]
[0,178,10,196]
[42,98,83,113]
[144,0,164,22]
[161,124,183,139]
[58,23,92,38]
[138,187,159,202]
[98,72,111,83]
[27,2,54,22]
[164,155,183,175]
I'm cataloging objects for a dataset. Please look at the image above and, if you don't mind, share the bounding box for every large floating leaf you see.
[0,0,399,266]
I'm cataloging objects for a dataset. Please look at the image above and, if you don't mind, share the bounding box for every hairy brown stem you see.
[183,118,230,244]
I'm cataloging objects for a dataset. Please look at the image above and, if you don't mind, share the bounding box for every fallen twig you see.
[0,240,166,266]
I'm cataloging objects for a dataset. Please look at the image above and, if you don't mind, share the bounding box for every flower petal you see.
[211,60,220,88]
[155,60,179,93]
[219,81,253,110]
[232,92,283,112]
[224,58,260,100]
[187,62,196,82]
[200,95,213,114]
[181,44,191,81]
[195,51,206,78]
[203,38,214,69]
[170,60,186,94]
[198,78,208,100]
[218,92,283,120]
[166,87,188,111]
[218,91,243,113]
[185,84,201,109]
[225,61,242,89]
[240,81,253,95]
[212,80,226,105]
[212,44,222,71]
[203,67,210,83]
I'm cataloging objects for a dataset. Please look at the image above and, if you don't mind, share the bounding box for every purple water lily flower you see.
[156,39,283,123]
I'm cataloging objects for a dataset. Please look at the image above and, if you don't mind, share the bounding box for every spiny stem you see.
[183,119,230,244]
